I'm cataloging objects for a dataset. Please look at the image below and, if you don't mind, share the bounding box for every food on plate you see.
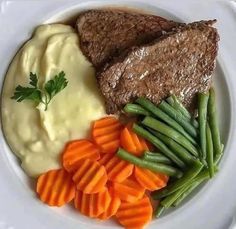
[113,177,146,203]
[198,92,209,161]
[116,195,153,229]
[166,95,199,128]
[123,103,152,116]
[74,187,111,218]
[134,166,169,191]
[92,116,123,153]
[142,116,198,156]
[117,148,183,178]
[32,113,170,228]
[1,24,105,177]
[142,151,173,164]
[98,153,134,183]
[98,187,121,220]
[132,124,186,168]
[33,87,222,227]
[206,123,214,177]
[158,99,198,137]
[154,168,212,217]
[151,160,204,199]
[120,123,150,156]
[117,90,222,218]
[72,158,108,194]
[208,88,223,163]
[77,10,179,68]
[136,97,197,144]
[36,168,75,207]
[11,71,68,111]
[97,20,219,114]
[62,140,101,172]
[1,7,224,229]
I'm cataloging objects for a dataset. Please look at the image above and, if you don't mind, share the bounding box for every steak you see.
[98,20,219,114]
[77,10,180,69]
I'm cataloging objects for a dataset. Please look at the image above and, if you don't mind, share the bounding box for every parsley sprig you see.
[11,71,68,111]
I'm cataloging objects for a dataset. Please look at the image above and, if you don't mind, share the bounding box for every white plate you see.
[1,0,236,229]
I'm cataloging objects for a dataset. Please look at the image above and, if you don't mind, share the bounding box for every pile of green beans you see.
[117,148,183,178]
[143,151,172,165]
[119,88,223,217]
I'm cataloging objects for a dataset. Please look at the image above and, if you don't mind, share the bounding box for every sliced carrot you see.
[116,195,153,229]
[113,177,145,203]
[134,166,169,191]
[72,159,107,194]
[62,140,100,173]
[36,169,75,207]
[92,116,123,153]
[74,187,111,218]
[98,153,134,183]
[120,123,150,156]
[98,187,121,220]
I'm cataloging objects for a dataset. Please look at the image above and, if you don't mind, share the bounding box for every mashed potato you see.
[1,24,106,177]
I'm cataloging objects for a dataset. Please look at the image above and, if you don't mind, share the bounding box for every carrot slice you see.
[116,195,153,229]
[98,153,134,183]
[113,177,145,203]
[74,187,111,218]
[98,187,121,220]
[62,140,100,173]
[36,169,75,207]
[72,159,107,194]
[120,123,150,156]
[134,166,169,191]
[92,117,123,153]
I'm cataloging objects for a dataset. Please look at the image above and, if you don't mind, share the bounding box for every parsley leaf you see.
[11,71,68,111]
[29,72,38,88]
[11,86,41,102]
[44,71,68,100]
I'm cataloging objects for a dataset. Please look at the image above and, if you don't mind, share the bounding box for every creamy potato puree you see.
[2,24,106,177]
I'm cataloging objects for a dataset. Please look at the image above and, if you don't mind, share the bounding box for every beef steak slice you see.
[77,9,180,69]
[97,20,219,114]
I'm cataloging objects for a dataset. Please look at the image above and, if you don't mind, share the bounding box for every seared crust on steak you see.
[97,20,219,114]
[77,10,180,69]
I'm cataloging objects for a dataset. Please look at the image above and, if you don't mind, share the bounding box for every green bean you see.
[143,151,172,164]
[172,168,215,207]
[172,174,209,207]
[172,183,201,207]
[123,103,151,116]
[117,148,183,178]
[215,144,224,165]
[206,123,214,177]
[133,124,185,168]
[198,92,209,160]
[149,130,196,164]
[143,151,167,157]
[136,97,196,145]
[208,88,222,161]
[151,160,203,199]
[160,182,190,208]
[155,168,212,216]
[157,167,217,216]
[192,118,199,129]
[154,179,196,217]
[154,205,165,218]
[159,100,198,138]
[166,95,191,118]
[142,117,199,157]
[166,95,199,128]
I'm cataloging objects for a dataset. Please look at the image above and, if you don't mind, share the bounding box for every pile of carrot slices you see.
[36,116,169,229]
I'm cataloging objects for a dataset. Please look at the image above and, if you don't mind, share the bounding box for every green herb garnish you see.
[11,71,68,111]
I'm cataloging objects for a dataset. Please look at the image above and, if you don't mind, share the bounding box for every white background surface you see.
[0,0,236,229]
